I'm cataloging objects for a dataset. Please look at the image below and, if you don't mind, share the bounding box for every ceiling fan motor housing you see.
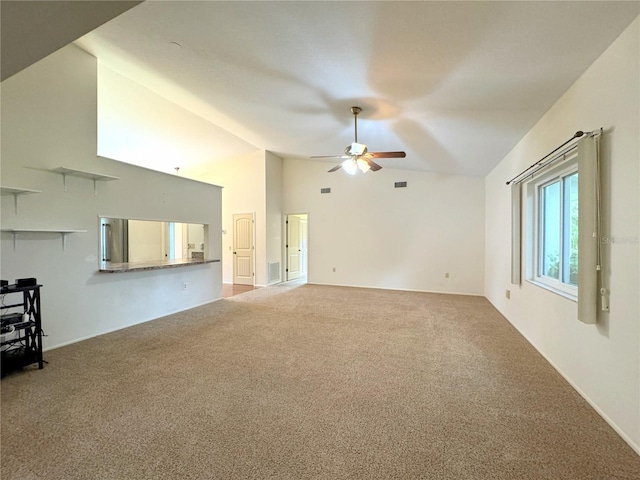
[346,142,367,156]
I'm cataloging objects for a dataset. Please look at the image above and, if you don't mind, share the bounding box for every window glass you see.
[563,173,579,285]
[541,181,561,280]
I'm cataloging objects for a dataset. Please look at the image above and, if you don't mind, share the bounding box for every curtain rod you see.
[506,131,585,186]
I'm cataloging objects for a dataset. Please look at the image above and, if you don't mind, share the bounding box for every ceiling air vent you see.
[320,187,331,194]
[394,181,407,188]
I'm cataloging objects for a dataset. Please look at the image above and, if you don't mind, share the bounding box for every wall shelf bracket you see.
[1,187,42,214]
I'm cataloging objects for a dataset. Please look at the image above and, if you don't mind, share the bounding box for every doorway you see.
[286,213,308,282]
[233,213,255,285]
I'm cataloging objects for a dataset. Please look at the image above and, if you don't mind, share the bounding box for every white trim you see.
[526,279,577,302]
[284,212,310,283]
[252,212,256,287]
[526,154,578,297]
[532,274,577,299]
[231,212,256,287]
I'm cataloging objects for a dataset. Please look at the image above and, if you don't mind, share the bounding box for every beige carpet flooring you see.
[1,283,639,479]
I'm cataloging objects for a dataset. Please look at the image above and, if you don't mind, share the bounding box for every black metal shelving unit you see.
[1,284,43,377]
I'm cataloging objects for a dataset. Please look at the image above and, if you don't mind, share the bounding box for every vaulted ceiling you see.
[1,0,141,81]
[7,1,640,177]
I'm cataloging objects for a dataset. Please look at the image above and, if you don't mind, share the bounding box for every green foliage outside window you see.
[544,178,578,285]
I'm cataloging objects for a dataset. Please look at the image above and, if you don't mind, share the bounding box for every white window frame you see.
[525,153,578,301]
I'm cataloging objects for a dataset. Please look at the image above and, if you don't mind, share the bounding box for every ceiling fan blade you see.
[311,155,349,159]
[328,164,342,173]
[368,151,406,158]
[364,158,382,171]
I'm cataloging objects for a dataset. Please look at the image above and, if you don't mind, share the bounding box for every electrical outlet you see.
[445,272,450,278]
[332,267,336,272]
[183,283,188,290]
[505,289,510,299]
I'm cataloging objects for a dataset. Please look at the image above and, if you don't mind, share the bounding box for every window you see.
[516,133,600,321]
[528,161,578,299]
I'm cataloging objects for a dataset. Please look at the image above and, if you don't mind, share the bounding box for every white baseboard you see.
[43,297,223,352]
[485,297,640,456]
[308,281,483,297]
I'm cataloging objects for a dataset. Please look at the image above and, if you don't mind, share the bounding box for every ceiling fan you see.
[311,106,406,174]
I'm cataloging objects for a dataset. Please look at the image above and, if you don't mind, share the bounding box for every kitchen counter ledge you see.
[99,258,220,273]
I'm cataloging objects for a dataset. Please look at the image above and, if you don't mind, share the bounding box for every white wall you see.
[265,151,283,284]
[199,150,283,286]
[1,44,223,349]
[97,64,257,174]
[485,18,640,451]
[283,158,485,294]
[199,151,267,285]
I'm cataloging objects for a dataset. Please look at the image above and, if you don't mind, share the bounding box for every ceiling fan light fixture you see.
[356,158,370,173]
[341,158,358,175]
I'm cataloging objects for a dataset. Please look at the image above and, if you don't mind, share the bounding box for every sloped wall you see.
[484,18,640,452]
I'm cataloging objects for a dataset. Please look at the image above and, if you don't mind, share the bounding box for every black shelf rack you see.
[1,284,44,377]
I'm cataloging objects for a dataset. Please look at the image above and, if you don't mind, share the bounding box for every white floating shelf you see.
[1,187,42,195]
[50,167,119,195]
[1,228,87,250]
[50,167,120,182]
[2,228,87,233]
[1,186,42,214]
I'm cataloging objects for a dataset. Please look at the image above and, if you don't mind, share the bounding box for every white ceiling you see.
[75,0,640,177]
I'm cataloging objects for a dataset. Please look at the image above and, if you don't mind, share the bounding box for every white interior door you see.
[233,213,254,285]
[287,215,301,281]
